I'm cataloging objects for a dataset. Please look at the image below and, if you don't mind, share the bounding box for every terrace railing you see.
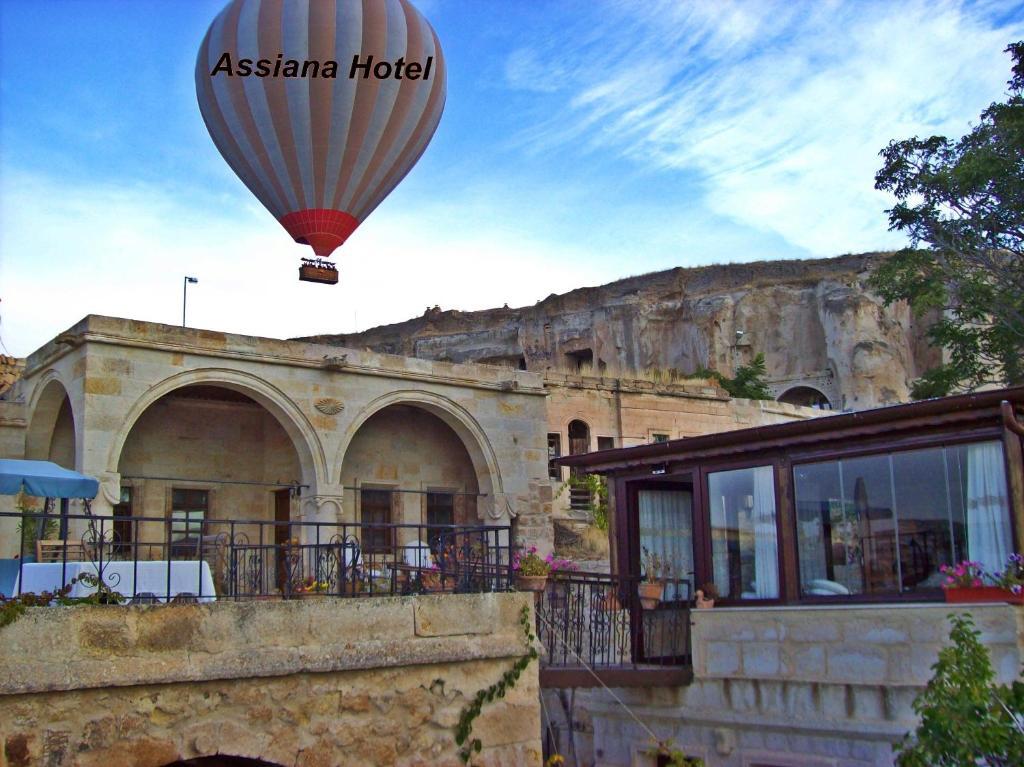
[536,571,693,687]
[2,510,512,603]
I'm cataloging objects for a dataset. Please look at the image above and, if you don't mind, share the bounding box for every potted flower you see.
[293,576,330,597]
[695,582,718,609]
[941,557,1024,604]
[990,553,1024,603]
[513,547,550,592]
[639,547,671,608]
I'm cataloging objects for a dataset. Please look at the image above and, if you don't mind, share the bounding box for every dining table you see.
[12,560,217,602]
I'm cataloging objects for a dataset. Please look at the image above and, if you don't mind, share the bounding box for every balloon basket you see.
[299,258,339,285]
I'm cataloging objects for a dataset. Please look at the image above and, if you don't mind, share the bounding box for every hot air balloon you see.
[195,0,446,284]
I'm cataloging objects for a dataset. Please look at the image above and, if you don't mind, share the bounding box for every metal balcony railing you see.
[535,571,693,687]
[2,511,512,603]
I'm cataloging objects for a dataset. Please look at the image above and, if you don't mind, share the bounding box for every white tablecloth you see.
[13,561,216,603]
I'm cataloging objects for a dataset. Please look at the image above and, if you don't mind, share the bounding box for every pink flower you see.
[972,578,983,587]
[945,577,955,585]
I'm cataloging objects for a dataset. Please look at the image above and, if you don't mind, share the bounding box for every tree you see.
[871,42,1024,398]
[897,614,1024,766]
[696,353,774,400]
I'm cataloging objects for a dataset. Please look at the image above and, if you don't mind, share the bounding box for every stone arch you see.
[25,370,77,465]
[334,390,504,515]
[164,758,284,767]
[567,418,591,456]
[778,385,833,410]
[106,368,326,487]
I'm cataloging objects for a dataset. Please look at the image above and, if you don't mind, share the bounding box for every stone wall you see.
[0,593,542,766]
[545,374,821,518]
[305,253,942,411]
[583,604,1024,767]
[0,315,553,557]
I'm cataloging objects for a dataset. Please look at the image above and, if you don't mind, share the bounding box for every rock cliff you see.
[302,253,940,410]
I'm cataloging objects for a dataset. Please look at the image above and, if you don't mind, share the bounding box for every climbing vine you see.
[455,603,539,763]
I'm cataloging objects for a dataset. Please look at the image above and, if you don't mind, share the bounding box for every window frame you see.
[358,485,396,555]
[169,487,210,542]
[791,434,1016,604]
[700,458,786,605]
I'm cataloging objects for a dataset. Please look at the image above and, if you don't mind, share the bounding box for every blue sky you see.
[2,0,1023,356]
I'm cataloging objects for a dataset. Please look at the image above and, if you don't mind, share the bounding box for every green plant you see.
[455,604,539,763]
[990,553,1024,595]
[14,492,58,556]
[871,41,1024,397]
[555,473,609,531]
[897,614,1024,766]
[695,353,774,400]
[513,547,550,577]
[1,583,74,629]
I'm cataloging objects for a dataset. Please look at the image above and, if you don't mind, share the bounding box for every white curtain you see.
[966,442,1011,573]
[638,490,693,600]
[752,465,780,598]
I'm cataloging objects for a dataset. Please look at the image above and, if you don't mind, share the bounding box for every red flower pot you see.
[944,586,1024,605]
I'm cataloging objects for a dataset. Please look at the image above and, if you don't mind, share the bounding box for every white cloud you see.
[0,169,605,357]
[505,0,1024,255]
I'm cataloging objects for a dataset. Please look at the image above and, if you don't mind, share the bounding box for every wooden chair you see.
[35,539,90,563]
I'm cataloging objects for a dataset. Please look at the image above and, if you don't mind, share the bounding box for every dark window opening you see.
[652,433,670,444]
[778,385,832,410]
[547,433,562,481]
[597,436,615,451]
[568,420,592,510]
[113,486,134,555]
[565,349,593,373]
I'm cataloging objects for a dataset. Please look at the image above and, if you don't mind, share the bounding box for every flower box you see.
[944,586,1024,605]
[515,574,548,592]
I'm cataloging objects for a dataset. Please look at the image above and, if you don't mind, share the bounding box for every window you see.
[112,486,134,554]
[639,488,693,600]
[547,433,562,481]
[360,488,393,554]
[568,421,592,511]
[597,436,615,451]
[426,491,454,551]
[793,440,1012,597]
[652,433,670,444]
[171,488,208,541]
[708,465,779,599]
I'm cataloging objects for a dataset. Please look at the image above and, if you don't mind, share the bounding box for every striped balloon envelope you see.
[195,0,446,270]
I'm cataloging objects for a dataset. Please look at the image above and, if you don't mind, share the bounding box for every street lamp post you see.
[182,276,199,327]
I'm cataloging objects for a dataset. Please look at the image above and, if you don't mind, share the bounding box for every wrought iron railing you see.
[535,572,692,671]
[2,511,512,603]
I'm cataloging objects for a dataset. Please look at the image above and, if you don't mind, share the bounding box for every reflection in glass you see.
[794,440,1011,597]
[708,466,778,599]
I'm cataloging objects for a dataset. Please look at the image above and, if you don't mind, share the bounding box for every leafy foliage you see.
[871,42,1024,396]
[695,353,773,400]
[455,604,539,764]
[555,473,609,531]
[14,493,58,556]
[897,614,1024,766]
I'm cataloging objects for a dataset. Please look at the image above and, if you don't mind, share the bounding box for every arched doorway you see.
[113,384,306,585]
[778,386,832,410]
[567,420,592,511]
[165,758,282,766]
[340,404,481,555]
[26,376,76,466]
